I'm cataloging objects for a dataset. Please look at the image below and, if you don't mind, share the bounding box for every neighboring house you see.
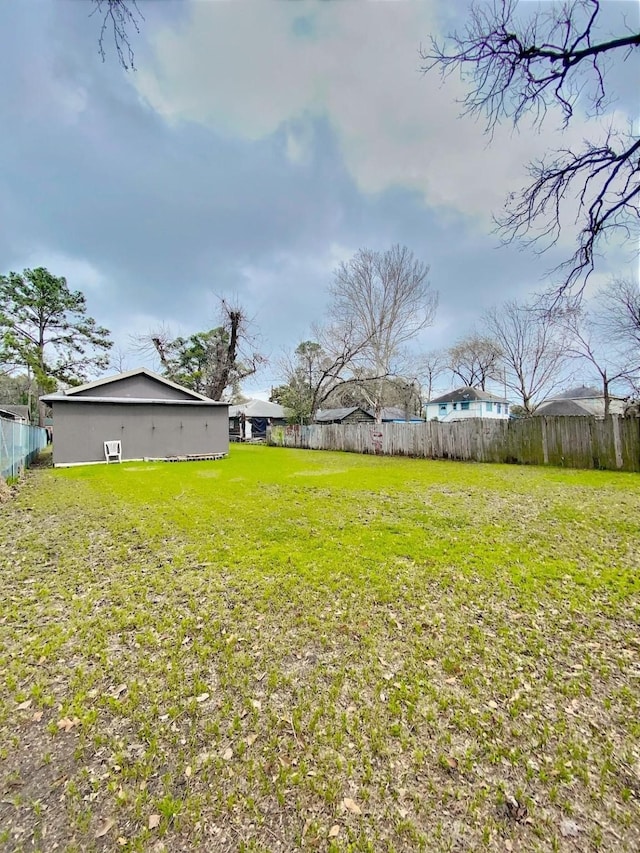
[0,405,29,423]
[41,367,229,467]
[425,387,511,422]
[228,399,287,440]
[379,407,423,423]
[534,385,626,417]
[314,407,375,425]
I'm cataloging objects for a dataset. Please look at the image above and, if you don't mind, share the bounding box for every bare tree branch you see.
[91,0,143,71]
[422,0,640,296]
[483,299,571,412]
[447,334,502,390]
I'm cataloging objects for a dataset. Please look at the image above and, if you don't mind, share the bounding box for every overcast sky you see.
[1,0,638,398]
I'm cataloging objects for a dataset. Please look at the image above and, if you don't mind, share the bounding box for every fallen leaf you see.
[397,807,408,819]
[117,838,128,846]
[195,692,209,703]
[185,765,192,779]
[245,733,258,746]
[488,700,499,710]
[148,814,161,829]
[57,716,80,732]
[343,797,362,815]
[16,699,32,710]
[505,840,513,852]
[222,747,233,760]
[95,817,116,838]
[251,699,262,711]
[560,818,580,838]
[445,756,458,770]
[445,677,456,684]
[32,711,43,722]
[110,684,127,699]
[328,825,340,837]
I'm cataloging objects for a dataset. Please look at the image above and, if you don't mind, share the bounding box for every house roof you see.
[0,407,22,421]
[228,399,286,419]
[548,385,626,402]
[40,367,223,404]
[552,385,601,400]
[0,404,29,421]
[379,407,423,422]
[428,386,508,405]
[315,407,372,422]
[534,399,592,416]
[54,367,212,402]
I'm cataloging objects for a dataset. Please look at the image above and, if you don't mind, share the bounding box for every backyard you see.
[0,445,639,852]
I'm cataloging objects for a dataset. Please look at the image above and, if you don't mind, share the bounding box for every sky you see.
[1,0,638,399]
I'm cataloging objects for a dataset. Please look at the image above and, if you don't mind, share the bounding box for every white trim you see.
[42,396,227,406]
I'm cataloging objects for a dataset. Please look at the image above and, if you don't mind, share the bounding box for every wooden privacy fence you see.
[268,416,640,472]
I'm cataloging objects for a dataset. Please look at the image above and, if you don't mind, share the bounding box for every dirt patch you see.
[0,477,11,503]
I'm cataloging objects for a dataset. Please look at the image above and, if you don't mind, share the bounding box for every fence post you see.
[611,415,623,470]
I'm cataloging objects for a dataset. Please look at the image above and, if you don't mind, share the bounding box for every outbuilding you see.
[228,399,287,440]
[41,367,229,467]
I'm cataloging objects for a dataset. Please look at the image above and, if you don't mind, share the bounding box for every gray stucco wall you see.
[72,374,196,401]
[51,402,229,465]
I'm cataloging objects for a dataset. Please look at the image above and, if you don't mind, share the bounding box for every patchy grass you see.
[0,445,639,852]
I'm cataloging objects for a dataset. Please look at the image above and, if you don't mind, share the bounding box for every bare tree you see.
[483,300,571,412]
[328,245,437,421]
[422,0,640,296]
[595,277,640,354]
[133,299,266,400]
[560,298,639,415]
[108,344,131,374]
[416,349,447,402]
[272,323,382,423]
[447,334,502,390]
[91,0,143,70]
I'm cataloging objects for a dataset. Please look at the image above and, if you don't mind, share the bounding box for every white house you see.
[425,387,511,422]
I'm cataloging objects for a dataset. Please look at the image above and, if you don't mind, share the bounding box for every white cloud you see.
[19,250,106,293]
[134,0,633,233]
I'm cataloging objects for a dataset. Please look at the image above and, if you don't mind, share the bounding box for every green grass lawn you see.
[1,445,639,852]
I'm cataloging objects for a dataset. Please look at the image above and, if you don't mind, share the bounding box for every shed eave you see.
[40,395,228,407]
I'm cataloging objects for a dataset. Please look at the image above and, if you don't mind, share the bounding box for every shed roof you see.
[40,367,225,405]
[51,367,212,401]
[428,386,508,405]
[379,407,423,422]
[228,399,286,418]
[0,404,30,421]
[40,397,227,407]
[315,407,373,422]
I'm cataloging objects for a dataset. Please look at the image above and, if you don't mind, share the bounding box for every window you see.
[439,404,447,415]
[453,402,458,410]
[460,401,470,411]
[496,403,501,413]
[486,402,493,412]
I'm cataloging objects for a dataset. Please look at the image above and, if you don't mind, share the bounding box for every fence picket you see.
[268,416,640,473]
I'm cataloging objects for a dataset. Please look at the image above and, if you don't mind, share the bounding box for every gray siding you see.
[72,374,197,401]
[52,402,229,465]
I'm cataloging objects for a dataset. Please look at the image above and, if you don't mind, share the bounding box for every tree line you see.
[1,255,639,427]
